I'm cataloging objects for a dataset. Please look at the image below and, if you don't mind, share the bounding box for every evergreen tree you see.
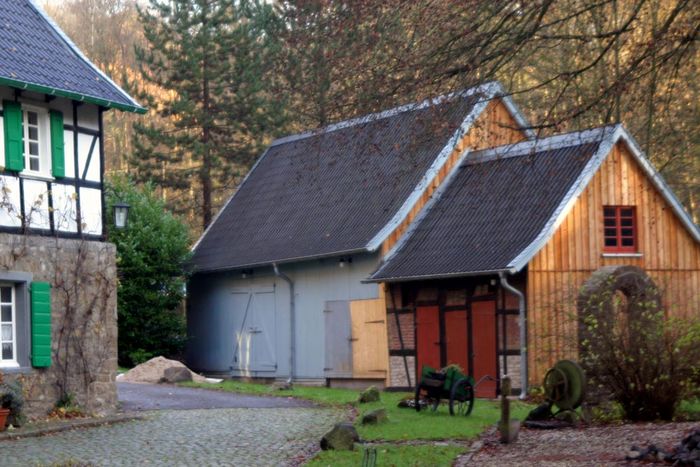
[133,0,287,231]
[107,177,191,367]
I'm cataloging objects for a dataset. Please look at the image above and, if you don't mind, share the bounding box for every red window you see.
[603,206,637,252]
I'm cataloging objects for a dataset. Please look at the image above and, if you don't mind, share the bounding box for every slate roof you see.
[190,85,510,272]
[0,0,143,113]
[368,131,606,281]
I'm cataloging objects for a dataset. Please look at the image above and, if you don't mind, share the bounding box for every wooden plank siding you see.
[527,141,700,384]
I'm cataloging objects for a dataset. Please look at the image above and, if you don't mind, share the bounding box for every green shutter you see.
[31,282,52,368]
[49,110,65,178]
[2,100,24,172]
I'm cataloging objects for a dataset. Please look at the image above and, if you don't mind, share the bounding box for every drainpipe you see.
[499,272,528,400]
[273,263,295,384]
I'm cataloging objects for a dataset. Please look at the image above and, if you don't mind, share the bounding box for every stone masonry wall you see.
[0,233,118,418]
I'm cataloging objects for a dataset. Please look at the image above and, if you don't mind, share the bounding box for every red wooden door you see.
[416,305,440,373]
[444,310,468,374]
[472,300,497,398]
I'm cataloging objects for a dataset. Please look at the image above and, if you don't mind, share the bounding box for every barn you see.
[370,125,700,397]
[186,82,532,386]
[188,84,700,396]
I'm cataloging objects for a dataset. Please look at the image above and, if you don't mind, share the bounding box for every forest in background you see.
[44,0,699,236]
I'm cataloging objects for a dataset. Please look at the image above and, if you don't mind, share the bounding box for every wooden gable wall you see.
[527,141,700,383]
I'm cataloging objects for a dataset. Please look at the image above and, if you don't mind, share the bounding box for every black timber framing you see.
[0,101,105,240]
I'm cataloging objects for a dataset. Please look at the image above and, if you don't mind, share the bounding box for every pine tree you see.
[133,0,287,231]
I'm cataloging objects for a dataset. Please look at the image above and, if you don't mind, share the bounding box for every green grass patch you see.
[117,366,131,374]
[182,380,533,441]
[180,379,359,406]
[356,392,531,441]
[307,444,465,467]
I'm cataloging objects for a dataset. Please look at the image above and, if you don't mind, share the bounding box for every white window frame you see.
[0,284,19,369]
[20,104,51,179]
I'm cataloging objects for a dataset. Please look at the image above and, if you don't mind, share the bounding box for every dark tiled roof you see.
[369,139,601,281]
[0,1,143,113]
[190,92,486,272]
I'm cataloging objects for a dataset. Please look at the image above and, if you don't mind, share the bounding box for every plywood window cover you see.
[603,205,638,253]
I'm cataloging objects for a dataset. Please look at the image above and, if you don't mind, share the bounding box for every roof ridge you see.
[465,125,618,166]
[270,82,502,147]
[26,0,144,112]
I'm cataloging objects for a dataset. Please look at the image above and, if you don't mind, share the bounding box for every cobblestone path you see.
[0,407,346,466]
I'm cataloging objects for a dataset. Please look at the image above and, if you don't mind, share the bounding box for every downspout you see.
[499,272,528,400]
[273,263,295,384]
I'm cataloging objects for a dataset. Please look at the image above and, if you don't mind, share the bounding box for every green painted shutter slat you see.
[49,110,65,178]
[3,100,24,172]
[31,282,52,368]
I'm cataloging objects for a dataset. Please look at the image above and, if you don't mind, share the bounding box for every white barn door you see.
[232,286,277,374]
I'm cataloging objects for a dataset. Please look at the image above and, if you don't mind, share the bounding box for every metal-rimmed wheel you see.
[449,378,475,416]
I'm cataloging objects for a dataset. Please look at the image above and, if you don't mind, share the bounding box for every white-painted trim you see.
[507,124,700,272]
[366,83,507,252]
[466,126,613,165]
[602,253,643,258]
[191,147,272,252]
[27,0,143,110]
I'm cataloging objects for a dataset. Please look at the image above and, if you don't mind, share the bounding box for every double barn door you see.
[416,300,497,398]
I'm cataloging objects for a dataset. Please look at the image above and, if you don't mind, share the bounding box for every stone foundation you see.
[0,233,117,418]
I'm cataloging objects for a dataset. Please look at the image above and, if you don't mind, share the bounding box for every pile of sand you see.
[120,356,208,384]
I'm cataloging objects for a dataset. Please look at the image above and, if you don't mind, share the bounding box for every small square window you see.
[603,206,638,253]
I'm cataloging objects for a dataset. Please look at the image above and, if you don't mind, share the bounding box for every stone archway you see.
[576,265,662,403]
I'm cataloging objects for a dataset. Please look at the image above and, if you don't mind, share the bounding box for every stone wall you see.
[0,232,118,418]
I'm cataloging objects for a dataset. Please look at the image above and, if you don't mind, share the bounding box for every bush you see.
[0,378,26,427]
[578,268,700,421]
[107,177,191,367]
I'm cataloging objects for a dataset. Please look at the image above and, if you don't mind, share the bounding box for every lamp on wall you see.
[113,202,130,229]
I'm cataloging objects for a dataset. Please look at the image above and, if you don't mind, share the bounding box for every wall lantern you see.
[113,202,130,230]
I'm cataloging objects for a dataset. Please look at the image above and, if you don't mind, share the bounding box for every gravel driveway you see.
[466,422,699,466]
[117,382,315,411]
[0,383,346,466]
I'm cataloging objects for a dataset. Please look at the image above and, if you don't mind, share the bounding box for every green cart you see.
[414,365,475,416]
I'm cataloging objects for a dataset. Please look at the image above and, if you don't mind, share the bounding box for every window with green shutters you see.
[30,281,51,368]
[2,101,65,178]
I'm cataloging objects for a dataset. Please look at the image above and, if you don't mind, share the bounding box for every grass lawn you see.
[182,379,531,441]
[307,444,465,467]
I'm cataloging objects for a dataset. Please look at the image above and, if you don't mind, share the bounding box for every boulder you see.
[358,386,380,403]
[121,356,207,384]
[161,367,193,383]
[361,409,388,425]
[320,423,359,451]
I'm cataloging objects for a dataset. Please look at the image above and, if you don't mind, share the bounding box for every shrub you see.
[107,177,191,367]
[578,269,700,421]
[0,378,26,427]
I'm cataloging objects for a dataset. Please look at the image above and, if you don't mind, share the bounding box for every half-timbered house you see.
[0,0,143,416]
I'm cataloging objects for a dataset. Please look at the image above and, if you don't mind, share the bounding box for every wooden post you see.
[499,376,520,443]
